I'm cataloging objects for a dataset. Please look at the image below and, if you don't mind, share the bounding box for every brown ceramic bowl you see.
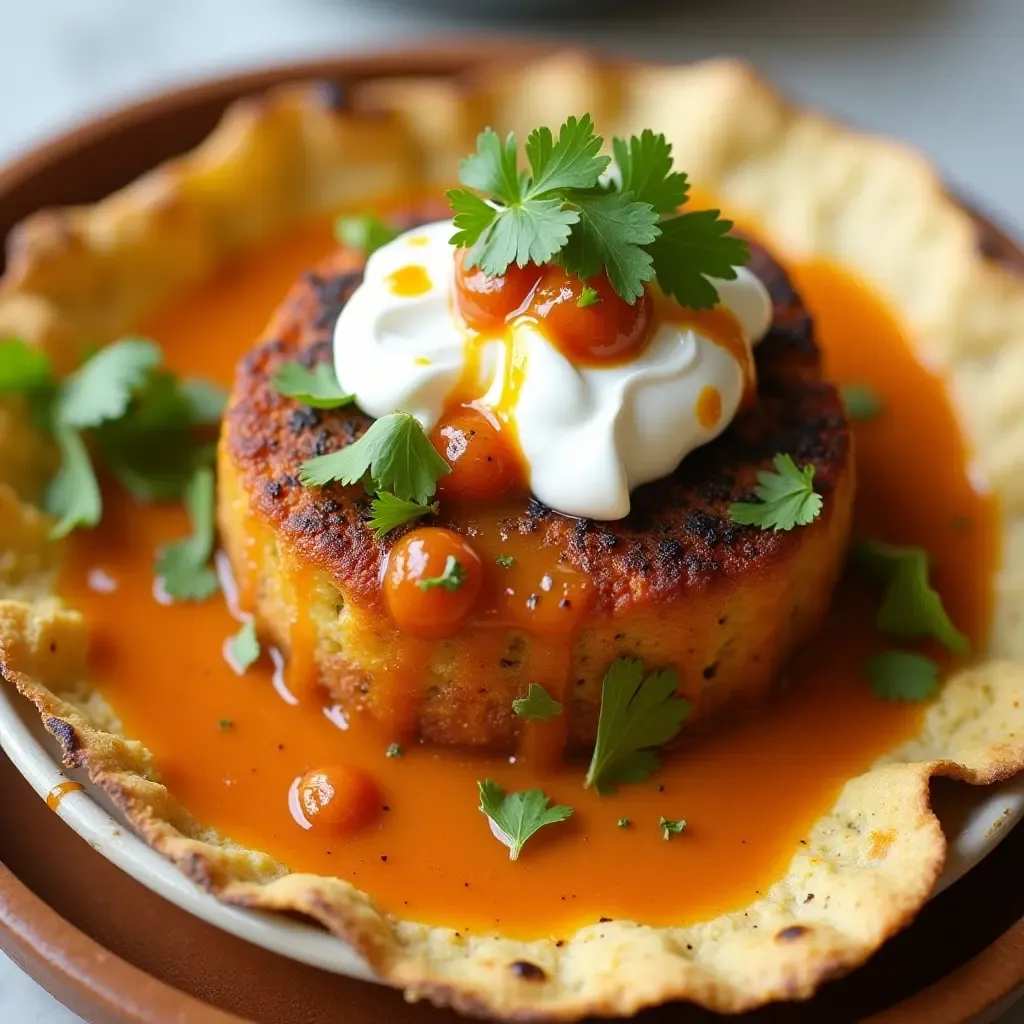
[1,44,1024,1024]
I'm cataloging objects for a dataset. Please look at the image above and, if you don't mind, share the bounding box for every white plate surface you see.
[2,673,1024,980]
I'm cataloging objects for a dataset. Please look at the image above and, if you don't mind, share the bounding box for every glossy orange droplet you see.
[386,264,432,297]
[696,385,722,429]
[523,267,652,365]
[453,249,542,332]
[298,765,380,834]
[45,780,84,811]
[384,527,484,638]
[431,405,524,501]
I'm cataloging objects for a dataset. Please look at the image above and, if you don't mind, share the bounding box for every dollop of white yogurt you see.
[334,220,772,520]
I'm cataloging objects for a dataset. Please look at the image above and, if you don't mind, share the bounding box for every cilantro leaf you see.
[864,650,940,702]
[660,817,687,840]
[0,339,52,393]
[447,189,499,249]
[576,286,600,308]
[854,540,968,654]
[495,555,516,568]
[465,199,579,275]
[417,555,466,592]
[477,779,573,861]
[299,412,450,505]
[459,128,523,203]
[649,210,750,311]
[227,620,260,674]
[97,371,219,502]
[334,213,399,255]
[612,131,689,214]
[585,658,691,794]
[57,338,162,428]
[271,362,354,409]
[367,492,437,539]
[155,467,219,601]
[560,192,659,304]
[525,114,609,196]
[841,384,884,422]
[45,425,102,539]
[180,379,228,424]
[512,684,563,722]
[728,454,823,532]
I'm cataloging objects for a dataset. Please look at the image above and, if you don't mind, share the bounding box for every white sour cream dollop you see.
[334,220,772,520]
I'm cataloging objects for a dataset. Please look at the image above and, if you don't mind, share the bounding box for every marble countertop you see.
[1,0,1022,1020]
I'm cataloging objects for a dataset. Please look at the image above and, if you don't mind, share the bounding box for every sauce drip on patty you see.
[58,203,997,938]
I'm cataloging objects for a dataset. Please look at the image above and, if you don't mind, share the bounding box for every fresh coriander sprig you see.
[660,817,687,840]
[367,493,437,539]
[155,467,219,601]
[299,412,450,506]
[477,779,573,861]
[417,555,466,592]
[841,383,884,422]
[227,620,261,674]
[728,454,823,532]
[2,337,224,541]
[512,684,563,722]
[585,658,691,794]
[335,213,400,256]
[271,361,354,409]
[863,651,939,702]
[853,540,968,654]
[447,115,748,309]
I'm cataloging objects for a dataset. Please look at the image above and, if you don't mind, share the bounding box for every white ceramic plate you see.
[3,676,1024,978]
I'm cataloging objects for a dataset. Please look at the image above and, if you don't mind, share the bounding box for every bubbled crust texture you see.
[220,200,854,749]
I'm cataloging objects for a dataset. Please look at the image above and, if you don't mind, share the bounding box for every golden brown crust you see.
[223,229,849,614]
[1,49,1024,1021]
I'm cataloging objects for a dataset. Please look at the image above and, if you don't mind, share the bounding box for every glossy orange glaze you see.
[518,267,653,365]
[696,385,723,429]
[386,264,432,297]
[45,780,84,811]
[58,210,997,938]
[383,527,485,639]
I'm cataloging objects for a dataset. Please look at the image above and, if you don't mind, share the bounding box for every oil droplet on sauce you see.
[696,385,722,428]
[386,264,432,297]
[59,202,996,940]
[46,781,84,811]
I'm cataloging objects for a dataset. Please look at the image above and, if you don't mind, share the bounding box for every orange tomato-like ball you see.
[298,765,380,834]
[383,527,484,638]
[431,405,523,501]
[454,249,541,332]
[524,267,652,364]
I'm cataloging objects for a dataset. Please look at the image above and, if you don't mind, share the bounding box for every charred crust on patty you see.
[223,202,850,615]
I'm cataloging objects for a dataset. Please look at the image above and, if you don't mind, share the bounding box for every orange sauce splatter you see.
[868,828,897,860]
[696,385,723,429]
[55,209,998,939]
[45,780,84,811]
[386,264,432,297]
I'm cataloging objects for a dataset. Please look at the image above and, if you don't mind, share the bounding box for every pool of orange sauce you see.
[58,210,998,940]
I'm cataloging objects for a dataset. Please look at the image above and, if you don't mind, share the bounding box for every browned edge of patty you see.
[223,198,851,615]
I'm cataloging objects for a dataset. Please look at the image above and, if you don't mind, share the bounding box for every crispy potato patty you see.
[219,202,853,750]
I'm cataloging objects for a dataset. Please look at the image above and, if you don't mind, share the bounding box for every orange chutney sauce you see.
[58,211,997,940]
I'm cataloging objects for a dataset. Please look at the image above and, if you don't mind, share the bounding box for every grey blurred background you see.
[0,1,1021,1022]
[0,0,1022,234]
